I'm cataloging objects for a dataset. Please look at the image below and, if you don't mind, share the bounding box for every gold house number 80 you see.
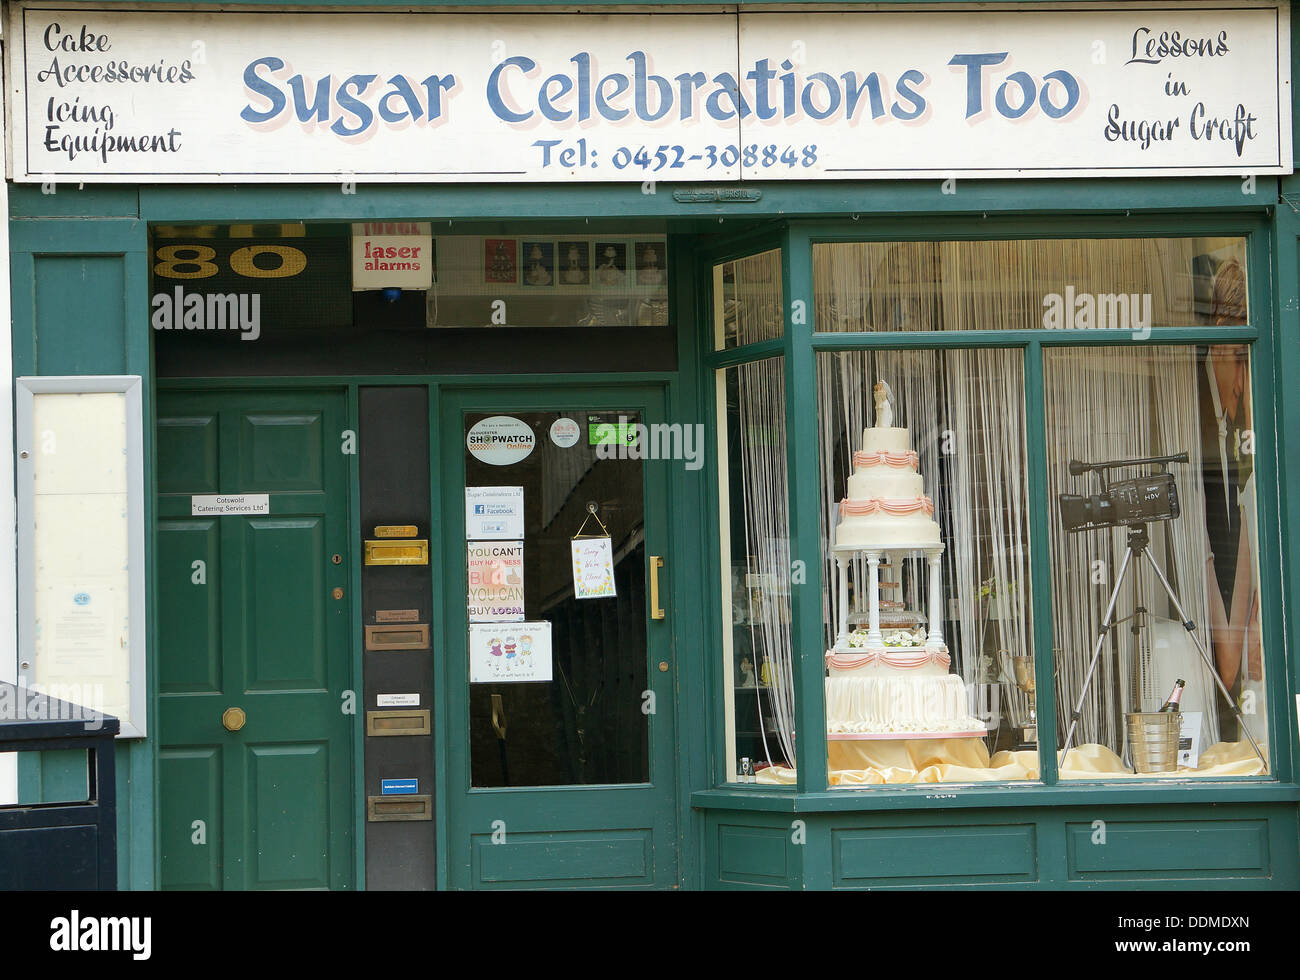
[154,244,308,280]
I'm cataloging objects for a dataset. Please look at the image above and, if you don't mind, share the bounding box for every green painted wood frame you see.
[12,179,1300,893]
[695,210,1300,816]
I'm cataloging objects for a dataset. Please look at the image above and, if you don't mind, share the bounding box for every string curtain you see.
[733,356,796,767]
[812,237,1233,752]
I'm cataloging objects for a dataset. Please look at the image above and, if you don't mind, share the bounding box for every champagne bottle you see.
[1157,679,1186,713]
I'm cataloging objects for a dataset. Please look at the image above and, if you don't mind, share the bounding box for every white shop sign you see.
[6,5,1290,182]
[191,493,269,516]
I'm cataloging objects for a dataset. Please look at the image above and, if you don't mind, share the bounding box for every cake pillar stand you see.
[827,541,982,745]
[926,550,944,649]
[865,550,883,647]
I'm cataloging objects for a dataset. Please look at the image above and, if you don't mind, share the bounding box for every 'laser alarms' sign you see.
[6,5,1291,182]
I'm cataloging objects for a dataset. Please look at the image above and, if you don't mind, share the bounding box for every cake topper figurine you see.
[873,379,895,429]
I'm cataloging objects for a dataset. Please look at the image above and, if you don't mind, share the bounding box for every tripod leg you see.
[1062,546,1135,758]
[1140,550,1268,770]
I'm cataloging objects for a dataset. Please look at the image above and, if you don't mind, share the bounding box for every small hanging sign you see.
[571,504,616,600]
[572,538,617,599]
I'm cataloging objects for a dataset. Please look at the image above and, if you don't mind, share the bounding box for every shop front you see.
[7,1,1300,890]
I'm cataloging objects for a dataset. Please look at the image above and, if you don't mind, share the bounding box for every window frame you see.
[703,213,1290,801]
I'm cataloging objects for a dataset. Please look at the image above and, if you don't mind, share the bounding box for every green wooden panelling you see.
[32,255,127,374]
[158,748,222,890]
[668,233,710,891]
[438,384,681,890]
[472,831,653,887]
[716,824,793,887]
[703,805,1298,889]
[1066,819,1270,880]
[7,186,139,218]
[155,389,355,890]
[10,171,1300,889]
[832,824,1038,886]
[125,179,1269,224]
[9,215,153,890]
[1268,207,1300,785]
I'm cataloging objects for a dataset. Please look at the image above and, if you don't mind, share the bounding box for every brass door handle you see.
[490,693,507,739]
[650,555,665,620]
[222,706,246,732]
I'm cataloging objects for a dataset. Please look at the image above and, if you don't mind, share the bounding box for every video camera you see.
[1058,453,1187,533]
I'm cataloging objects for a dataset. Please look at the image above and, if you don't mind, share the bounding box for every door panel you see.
[243,518,327,689]
[158,747,223,890]
[157,519,222,693]
[157,388,353,891]
[442,387,678,889]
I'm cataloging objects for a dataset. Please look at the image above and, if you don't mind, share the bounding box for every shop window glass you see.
[808,350,1036,788]
[1046,343,1270,779]
[715,250,783,349]
[717,358,794,783]
[813,238,1247,332]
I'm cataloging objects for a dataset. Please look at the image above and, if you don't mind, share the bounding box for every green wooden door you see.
[156,388,354,890]
[441,385,680,889]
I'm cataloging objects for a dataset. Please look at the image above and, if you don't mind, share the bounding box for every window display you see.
[715,249,782,349]
[1046,344,1269,778]
[716,357,793,783]
[714,234,1277,791]
[809,350,1035,786]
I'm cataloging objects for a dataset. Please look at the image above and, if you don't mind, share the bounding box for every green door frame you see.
[436,382,680,888]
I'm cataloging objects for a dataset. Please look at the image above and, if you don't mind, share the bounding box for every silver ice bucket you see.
[1125,712,1181,774]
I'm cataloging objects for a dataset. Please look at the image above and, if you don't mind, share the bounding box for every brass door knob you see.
[658,661,670,672]
[222,706,246,732]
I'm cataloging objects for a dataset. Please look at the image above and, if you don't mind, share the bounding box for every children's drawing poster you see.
[467,541,524,622]
[469,622,552,683]
[571,537,617,599]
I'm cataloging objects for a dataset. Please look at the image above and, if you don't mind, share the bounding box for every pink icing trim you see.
[853,450,918,469]
[839,496,934,517]
[826,649,951,670]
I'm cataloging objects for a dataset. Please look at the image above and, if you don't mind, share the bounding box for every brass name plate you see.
[375,608,420,624]
[374,525,418,538]
[364,539,429,565]
[367,794,432,822]
[366,709,432,737]
[364,624,430,651]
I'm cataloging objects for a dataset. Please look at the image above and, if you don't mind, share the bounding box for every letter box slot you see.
[366,709,432,736]
[364,539,429,565]
[367,795,433,822]
[365,623,430,651]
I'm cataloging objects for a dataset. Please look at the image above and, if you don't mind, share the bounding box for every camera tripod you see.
[1060,523,1268,769]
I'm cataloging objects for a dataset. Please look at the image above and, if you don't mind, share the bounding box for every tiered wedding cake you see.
[826,381,985,737]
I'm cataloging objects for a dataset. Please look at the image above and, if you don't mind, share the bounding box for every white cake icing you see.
[835,425,941,547]
[861,427,911,453]
[826,398,984,738]
[826,672,985,734]
[847,468,924,499]
[836,514,940,547]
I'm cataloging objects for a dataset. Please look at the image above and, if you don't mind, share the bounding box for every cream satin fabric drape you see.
[755,739,1265,785]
